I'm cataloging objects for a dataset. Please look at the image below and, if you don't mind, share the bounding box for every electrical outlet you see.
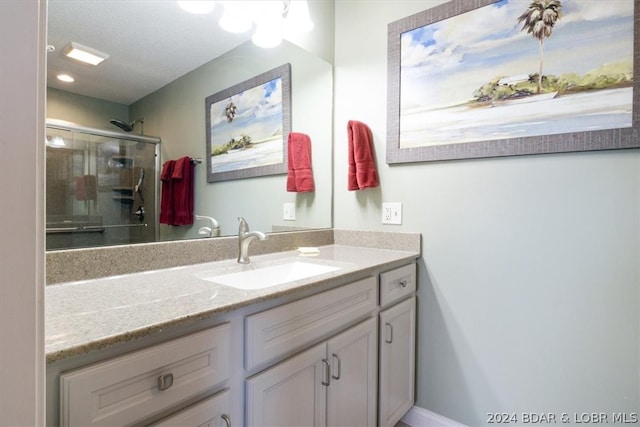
[283,203,296,221]
[382,202,402,225]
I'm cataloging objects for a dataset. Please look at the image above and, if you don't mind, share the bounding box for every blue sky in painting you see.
[400,0,634,110]
[209,77,283,146]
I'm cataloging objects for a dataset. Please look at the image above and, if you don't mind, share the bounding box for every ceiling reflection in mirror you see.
[46,1,334,251]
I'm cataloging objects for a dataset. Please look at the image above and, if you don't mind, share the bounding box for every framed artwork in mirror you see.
[206,63,291,182]
[386,0,639,164]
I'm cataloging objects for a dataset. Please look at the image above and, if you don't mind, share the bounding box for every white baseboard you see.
[401,406,468,427]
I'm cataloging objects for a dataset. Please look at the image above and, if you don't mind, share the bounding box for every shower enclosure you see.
[46,121,160,250]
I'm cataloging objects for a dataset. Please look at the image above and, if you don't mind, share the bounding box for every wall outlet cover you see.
[283,202,296,221]
[382,202,402,225]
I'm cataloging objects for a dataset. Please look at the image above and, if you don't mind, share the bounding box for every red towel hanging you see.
[347,120,379,191]
[159,157,194,226]
[287,132,315,193]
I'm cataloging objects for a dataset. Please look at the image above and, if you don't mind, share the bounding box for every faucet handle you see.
[238,216,249,233]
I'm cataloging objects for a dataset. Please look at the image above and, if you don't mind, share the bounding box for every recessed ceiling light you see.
[57,74,75,83]
[46,135,66,147]
[63,42,109,66]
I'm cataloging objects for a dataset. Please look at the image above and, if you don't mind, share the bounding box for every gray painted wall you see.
[47,87,129,130]
[333,1,640,425]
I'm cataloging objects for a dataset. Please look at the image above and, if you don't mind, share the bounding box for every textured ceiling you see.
[47,1,253,105]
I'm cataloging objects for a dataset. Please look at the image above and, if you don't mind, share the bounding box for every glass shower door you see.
[46,126,159,250]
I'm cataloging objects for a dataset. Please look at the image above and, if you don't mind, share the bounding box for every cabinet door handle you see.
[399,279,408,288]
[385,322,393,344]
[221,413,231,427]
[331,353,341,380]
[321,358,330,386]
[157,373,174,391]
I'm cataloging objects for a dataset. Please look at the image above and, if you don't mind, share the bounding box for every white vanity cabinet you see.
[59,324,231,427]
[378,264,417,427]
[245,276,379,426]
[246,317,377,427]
[245,262,417,427]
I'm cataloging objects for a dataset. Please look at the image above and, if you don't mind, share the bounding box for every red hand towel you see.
[159,160,175,225]
[73,176,86,200]
[73,175,97,201]
[287,132,315,192]
[171,156,195,226]
[83,175,97,201]
[347,120,379,191]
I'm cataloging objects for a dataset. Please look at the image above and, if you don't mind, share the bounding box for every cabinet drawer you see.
[60,324,230,427]
[245,276,378,371]
[150,389,230,427]
[379,263,416,308]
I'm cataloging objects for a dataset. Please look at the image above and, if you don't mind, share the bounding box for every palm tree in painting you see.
[517,0,562,94]
[224,101,237,145]
[224,101,237,123]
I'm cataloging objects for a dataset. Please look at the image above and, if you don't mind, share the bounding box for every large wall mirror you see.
[46,0,334,251]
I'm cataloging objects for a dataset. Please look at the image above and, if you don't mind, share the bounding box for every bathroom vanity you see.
[46,241,419,426]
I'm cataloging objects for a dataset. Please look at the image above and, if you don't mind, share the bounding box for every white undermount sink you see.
[203,261,341,290]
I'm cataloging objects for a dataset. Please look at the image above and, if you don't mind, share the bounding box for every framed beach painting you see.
[387,0,639,163]
[206,63,291,182]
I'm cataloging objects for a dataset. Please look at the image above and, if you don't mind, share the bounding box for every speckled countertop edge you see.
[46,240,420,364]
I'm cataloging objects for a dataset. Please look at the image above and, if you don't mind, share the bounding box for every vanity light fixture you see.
[218,1,253,33]
[251,2,287,48]
[178,1,313,48]
[62,42,109,66]
[56,74,75,83]
[283,0,313,33]
[177,1,215,14]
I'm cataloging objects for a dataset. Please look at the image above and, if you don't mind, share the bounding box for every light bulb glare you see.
[178,1,215,14]
[285,0,313,33]
[219,2,253,33]
[57,74,75,83]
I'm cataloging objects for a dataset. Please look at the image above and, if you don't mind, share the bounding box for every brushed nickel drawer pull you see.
[321,358,330,386]
[331,353,341,380]
[221,414,231,427]
[157,373,174,391]
[399,279,408,288]
[385,322,393,344]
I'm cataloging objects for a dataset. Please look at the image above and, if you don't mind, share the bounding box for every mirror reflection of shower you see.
[110,118,144,134]
[45,121,160,250]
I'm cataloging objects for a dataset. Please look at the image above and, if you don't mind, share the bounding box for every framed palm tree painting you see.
[206,63,291,182]
[387,0,639,163]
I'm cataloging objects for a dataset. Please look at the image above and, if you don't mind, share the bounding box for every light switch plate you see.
[382,202,402,225]
[283,203,296,221]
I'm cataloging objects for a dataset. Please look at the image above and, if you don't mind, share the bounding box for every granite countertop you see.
[46,244,419,364]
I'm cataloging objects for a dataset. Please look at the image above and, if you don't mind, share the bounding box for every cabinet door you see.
[246,343,327,427]
[326,317,378,427]
[150,389,231,427]
[379,297,416,427]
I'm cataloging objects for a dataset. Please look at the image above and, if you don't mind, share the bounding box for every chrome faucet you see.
[237,217,267,264]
